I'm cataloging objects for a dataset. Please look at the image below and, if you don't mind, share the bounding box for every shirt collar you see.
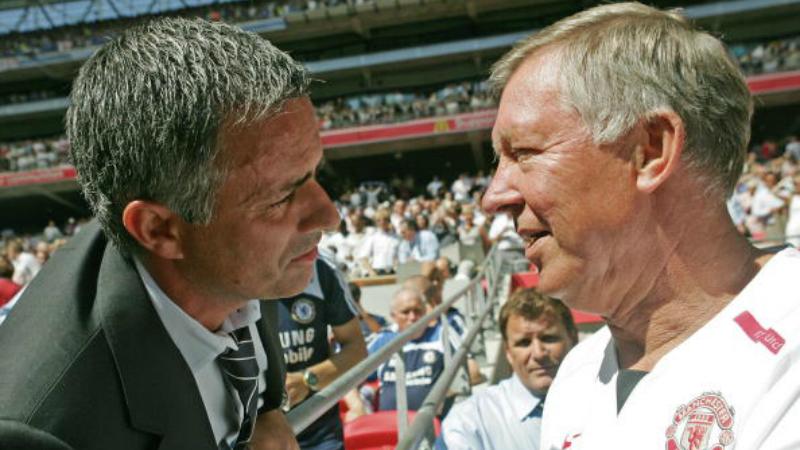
[507,373,545,422]
[133,257,262,372]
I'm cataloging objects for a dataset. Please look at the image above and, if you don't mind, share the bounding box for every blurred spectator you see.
[398,219,440,264]
[457,204,490,253]
[786,136,800,162]
[451,173,473,203]
[43,220,63,243]
[453,260,475,281]
[0,255,21,307]
[390,199,407,233]
[356,209,399,276]
[4,239,40,286]
[786,175,800,247]
[33,241,50,267]
[427,176,445,198]
[440,289,577,450]
[488,210,524,252]
[748,172,786,239]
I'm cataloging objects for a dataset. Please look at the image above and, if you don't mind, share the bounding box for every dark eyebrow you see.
[238,170,313,208]
[277,170,313,195]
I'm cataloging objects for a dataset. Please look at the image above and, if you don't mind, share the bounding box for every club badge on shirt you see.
[666,392,735,450]
[291,298,316,325]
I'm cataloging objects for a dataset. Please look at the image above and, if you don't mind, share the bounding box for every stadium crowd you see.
[0,0,367,60]
[317,80,494,130]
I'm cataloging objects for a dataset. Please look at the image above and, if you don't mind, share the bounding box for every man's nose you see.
[481,162,524,215]
[530,339,549,360]
[299,179,340,233]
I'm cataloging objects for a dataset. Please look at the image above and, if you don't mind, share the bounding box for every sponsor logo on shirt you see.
[280,327,317,364]
[733,311,785,354]
[291,298,316,324]
[666,392,735,450]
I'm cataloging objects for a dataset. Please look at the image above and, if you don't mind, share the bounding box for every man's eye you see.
[511,147,541,161]
[269,192,295,209]
[540,335,562,343]
[515,338,532,347]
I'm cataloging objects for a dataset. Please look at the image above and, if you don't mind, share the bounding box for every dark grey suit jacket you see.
[0,221,287,450]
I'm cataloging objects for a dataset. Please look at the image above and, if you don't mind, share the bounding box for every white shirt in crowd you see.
[356,229,400,272]
[541,248,800,450]
[11,251,40,286]
[488,213,524,250]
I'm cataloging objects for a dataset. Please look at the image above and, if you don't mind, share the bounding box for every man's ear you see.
[122,200,185,259]
[634,110,686,194]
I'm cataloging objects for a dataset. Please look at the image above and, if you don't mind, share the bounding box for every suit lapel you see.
[256,300,288,411]
[96,244,217,450]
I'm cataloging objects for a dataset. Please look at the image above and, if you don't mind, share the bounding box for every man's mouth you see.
[291,246,318,262]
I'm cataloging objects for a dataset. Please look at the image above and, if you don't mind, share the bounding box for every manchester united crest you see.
[291,298,316,324]
[666,392,735,450]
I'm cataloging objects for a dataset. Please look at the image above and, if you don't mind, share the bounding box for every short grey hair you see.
[490,2,752,198]
[67,17,310,252]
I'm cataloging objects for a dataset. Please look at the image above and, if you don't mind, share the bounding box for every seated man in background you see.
[405,273,484,385]
[441,289,577,450]
[365,288,457,412]
[277,255,367,450]
[357,209,400,276]
[4,239,40,286]
[398,219,440,264]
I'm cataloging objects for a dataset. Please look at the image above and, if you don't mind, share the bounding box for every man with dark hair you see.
[398,218,440,264]
[0,18,339,450]
[441,289,577,450]
[482,2,800,449]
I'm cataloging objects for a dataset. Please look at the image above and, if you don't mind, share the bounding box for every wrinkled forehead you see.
[505,311,561,336]
[492,51,572,149]
[392,293,423,312]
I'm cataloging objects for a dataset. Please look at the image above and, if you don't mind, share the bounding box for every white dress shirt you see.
[134,259,268,448]
[356,229,400,272]
[442,374,544,450]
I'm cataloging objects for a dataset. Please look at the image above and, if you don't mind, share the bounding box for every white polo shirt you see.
[541,248,800,450]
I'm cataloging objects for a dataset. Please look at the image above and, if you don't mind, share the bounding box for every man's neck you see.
[137,254,246,331]
[606,213,770,371]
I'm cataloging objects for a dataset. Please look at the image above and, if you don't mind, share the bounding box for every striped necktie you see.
[219,325,260,450]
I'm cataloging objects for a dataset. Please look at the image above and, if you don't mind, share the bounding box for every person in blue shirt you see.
[440,288,578,449]
[278,255,367,450]
[398,219,440,263]
[365,287,459,412]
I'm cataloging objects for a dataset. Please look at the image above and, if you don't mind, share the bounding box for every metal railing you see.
[286,245,510,444]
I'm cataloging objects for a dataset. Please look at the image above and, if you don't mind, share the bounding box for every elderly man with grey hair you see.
[482,2,800,450]
[0,18,339,450]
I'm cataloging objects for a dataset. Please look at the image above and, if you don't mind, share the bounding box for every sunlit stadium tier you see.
[2,0,800,232]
